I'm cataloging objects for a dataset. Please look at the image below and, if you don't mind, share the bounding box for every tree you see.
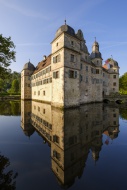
[119,72,127,94]
[11,79,19,93]
[0,78,4,92]
[0,34,16,79]
[0,153,18,190]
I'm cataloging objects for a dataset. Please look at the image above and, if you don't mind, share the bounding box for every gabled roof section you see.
[33,54,51,74]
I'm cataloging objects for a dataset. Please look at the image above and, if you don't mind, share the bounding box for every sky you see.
[0,0,127,76]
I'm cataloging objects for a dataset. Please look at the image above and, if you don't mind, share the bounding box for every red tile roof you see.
[33,54,51,74]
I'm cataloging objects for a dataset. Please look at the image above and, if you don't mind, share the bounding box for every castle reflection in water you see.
[21,101,119,188]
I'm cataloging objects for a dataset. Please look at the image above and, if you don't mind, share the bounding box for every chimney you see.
[43,55,46,60]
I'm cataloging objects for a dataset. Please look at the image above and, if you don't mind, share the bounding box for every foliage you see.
[119,72,127,94]
[119,108,127,120]
[0,34,16,79]
[10,79,19,93]
[0,153,18,190]
[0,71,21,94]
[0,79,4,92]
[0,101,21,115]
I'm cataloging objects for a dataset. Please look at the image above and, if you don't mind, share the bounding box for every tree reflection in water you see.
[0,153,18,190]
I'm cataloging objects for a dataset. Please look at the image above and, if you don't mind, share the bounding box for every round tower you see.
[21,60,35,100]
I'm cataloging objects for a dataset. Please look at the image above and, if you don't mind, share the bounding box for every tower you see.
[21,60,35,100]
[90,40,103,101]
[51,21,81,108]
[107,59,119,94]
[90,39,103,67]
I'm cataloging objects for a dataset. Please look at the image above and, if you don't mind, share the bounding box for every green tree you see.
[119,72,127,94]
[0,34,16,79]
[0,78,4,92]
[11,79,19,93]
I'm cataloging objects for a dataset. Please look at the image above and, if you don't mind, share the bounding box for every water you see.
[0,100,127,190]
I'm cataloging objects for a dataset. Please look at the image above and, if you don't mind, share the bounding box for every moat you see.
[0,101,127,190]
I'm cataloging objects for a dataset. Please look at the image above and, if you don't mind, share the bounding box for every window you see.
[114,121,116,125]
[71,41,74,46]
[53,150,60,160]
[56,42,58,46]
[43,91,45,96]
[113,114,116,117]
[70,54,74,62]
[113,82,116,86]
[53,135,59,143]
[53,71,59,78]
[86,66,88,71]
[96,79,99,84]
[43,70,46,74]
[80,75,83,82]
[69,70,77,78]
[86,76,88,83]
[113,75,116,78]
[69,136,77,145]
[38,91,40,96]
[38,107,40,111]
[53,54,60,63]
[80,63,82,70]
[96,69,99,74]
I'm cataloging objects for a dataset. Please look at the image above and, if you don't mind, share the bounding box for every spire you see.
[94,37,96,42]
[64,19,66,25]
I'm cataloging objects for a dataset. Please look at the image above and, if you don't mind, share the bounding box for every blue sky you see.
[0,0,127,76]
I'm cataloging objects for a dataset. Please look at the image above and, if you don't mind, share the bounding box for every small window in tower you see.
[80,63,83,70]
[86,66,88,71]
[70,54,74,62]
[86,76,88,83]
[69,70,77,78]
[43,91,45,96]
[113,82,116,86]
[56,42,58,46]
[113,75,116,78]
[96,69,99,74]
[71,41,74,46]
[80,75,83,82]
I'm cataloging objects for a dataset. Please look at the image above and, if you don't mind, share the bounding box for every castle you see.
[21,100,119,188]
[21,21,119,108]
